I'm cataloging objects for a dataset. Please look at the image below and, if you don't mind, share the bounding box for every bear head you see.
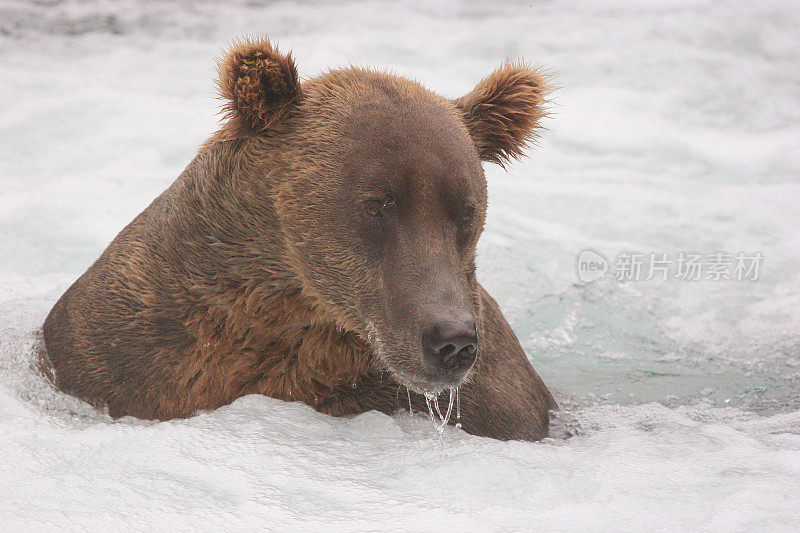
[212,37,551,394]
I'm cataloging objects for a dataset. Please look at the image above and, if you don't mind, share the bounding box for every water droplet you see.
[424,388,455,435]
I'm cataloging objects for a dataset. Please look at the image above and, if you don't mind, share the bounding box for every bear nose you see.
[422,320,478,378]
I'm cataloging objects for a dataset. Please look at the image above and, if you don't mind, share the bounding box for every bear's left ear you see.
[454,62,552,167]
[216,37,301,135]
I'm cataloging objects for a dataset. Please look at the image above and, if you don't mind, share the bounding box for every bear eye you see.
[364,196,395,218]
[460,207,476,226]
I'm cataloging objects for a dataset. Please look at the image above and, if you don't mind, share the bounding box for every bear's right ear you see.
[216,37,301,136]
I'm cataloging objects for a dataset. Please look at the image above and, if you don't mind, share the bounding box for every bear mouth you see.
[396,371,467,395]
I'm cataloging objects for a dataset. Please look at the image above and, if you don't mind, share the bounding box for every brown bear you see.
[42,37,556,441]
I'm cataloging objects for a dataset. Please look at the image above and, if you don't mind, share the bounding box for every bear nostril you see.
[438,344,456,357]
